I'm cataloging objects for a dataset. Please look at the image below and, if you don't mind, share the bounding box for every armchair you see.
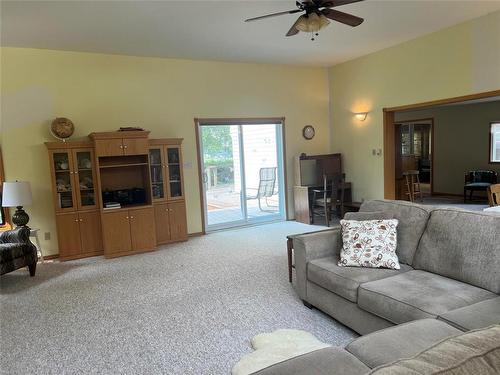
[463,170,497,203]
[246,167,277,212]
[0,227,38,276]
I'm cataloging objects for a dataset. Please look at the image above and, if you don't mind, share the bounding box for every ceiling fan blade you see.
[330,0,364,7]
[245,9,302,22]
[285,17,302,37]
[321,8,364,26]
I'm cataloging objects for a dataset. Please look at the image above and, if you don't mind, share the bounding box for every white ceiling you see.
[2,0,500,67]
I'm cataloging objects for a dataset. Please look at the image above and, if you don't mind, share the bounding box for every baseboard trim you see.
[41,233,204,261]
[431,192,463,197]
[40,254,59,261]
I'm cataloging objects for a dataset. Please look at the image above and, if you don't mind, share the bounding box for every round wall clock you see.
[302,125,315,140]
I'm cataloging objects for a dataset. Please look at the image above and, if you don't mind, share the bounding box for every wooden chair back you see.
[487,184,500,206]
[324,172,345,209]
[465,170,498,184]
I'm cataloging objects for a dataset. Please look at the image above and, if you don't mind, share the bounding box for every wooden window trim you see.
[489,122,500,164]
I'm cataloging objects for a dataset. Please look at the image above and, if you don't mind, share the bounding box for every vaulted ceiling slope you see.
[2,0,500,66]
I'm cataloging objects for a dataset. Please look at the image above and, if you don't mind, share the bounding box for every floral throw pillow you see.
[338,219,400,270]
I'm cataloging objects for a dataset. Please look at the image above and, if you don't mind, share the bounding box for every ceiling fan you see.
[245,0,365,40]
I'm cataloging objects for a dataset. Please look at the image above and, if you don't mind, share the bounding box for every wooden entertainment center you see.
[46,131,188,261]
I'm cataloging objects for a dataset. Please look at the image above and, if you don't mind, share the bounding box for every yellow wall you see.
[329,11,500,201]
[1,48,330,255]
[395,101,500,195]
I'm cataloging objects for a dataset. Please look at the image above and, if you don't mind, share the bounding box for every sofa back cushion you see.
[360,200,432,265]
[369,325,500,375]
[413,208,500,294]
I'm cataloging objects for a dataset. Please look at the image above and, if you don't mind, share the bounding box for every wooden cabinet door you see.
[129,207,156,251]
[123,138,148,155]
[78,211,103,253]
[154,203,171,244]
[168,201,187,241]
[56,213,81,258]
[49,150,78,213]
[94,139,124,157]
[101,210,132,255]
[72,149,99,211]
[165,146,184,200]
[149,148,167,202]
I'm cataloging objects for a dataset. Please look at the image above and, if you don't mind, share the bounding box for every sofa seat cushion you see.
[465,182,492,188]
[251,347,370,375]
[438,297,500,331]
[358,270,496,324]
[369,325,500,375]
[346,319,461,369]
[308,256,413,303]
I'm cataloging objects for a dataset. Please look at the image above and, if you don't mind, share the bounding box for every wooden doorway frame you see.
[383,89,500,199]
[194,117,288,234]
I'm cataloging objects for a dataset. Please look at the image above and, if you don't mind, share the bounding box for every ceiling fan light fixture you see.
[296,13,330,33]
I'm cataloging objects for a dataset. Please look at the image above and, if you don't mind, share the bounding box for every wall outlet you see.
[44,232,50,240]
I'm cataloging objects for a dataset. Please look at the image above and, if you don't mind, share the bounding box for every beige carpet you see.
[0,221,356,374]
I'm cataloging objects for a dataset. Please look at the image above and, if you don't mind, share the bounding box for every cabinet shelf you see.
[55,169,70,173]
[102,203,153,213]
[99,162,148,169]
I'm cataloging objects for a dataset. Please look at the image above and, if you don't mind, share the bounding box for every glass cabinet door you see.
[51,151,76,211]
[149,148,165,201]
[166,146,183,199]
[74,150,98,210]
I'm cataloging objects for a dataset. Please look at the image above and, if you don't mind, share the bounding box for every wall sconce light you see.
[354,112,368,121]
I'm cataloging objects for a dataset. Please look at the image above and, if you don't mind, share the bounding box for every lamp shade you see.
[2,181,33,207]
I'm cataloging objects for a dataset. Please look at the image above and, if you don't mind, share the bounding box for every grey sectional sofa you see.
[294,199,500,335]
[251,200,500,374]
[253,320,500,374]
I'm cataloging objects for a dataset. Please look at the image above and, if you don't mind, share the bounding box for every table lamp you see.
[2,181,33,227]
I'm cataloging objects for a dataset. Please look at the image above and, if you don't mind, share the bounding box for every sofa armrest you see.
[292,227,343,300]
[0,227,31,244]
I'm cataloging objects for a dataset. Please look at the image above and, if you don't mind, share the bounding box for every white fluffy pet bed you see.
[232,329,331,375]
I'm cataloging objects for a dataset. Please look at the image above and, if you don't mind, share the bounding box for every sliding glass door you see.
[198,121,285,231]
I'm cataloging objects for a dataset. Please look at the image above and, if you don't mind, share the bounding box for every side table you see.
[30,228,44,263]
[286,236,294,283]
